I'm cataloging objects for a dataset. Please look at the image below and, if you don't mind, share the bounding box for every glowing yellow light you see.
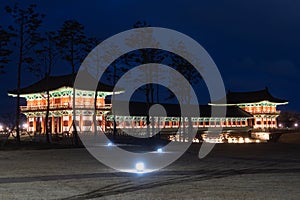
[135,162,145,172]
[238,137,245,143]
[245,138,251,143]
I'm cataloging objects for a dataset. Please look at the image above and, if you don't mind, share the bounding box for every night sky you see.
[0,0,300,115]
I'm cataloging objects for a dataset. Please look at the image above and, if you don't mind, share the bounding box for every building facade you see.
[8,74,288,142]
[8,73,114,134]
[209,88,288,129]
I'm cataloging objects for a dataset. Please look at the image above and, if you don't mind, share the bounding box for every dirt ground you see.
[0,143,299,200]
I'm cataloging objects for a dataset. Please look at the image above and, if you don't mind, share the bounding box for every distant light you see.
[245,138,251,143]
[238,137,244,143]
[192,138,200,143]
[107,142,113,147]
[295,123,298,127]
[278,123,282,128]
[22,123,28,129]
[0,125,3,131]
[157,148,163,153]
[256,139,260,143]
[135,162,145,172]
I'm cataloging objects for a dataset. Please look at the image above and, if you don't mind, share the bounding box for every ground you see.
[0,143,299,200]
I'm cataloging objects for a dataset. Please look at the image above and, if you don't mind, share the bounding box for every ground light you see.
[107,142,113,147]
[157,148,163,153]
[135,162,145,172]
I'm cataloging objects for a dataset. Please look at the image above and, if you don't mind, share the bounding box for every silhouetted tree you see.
[80,37,101,135]
[278,111,300,128]
[30,31,59,143]
[103,44,128,139]
[166,43,202,141]
[0,26,13,74]
[125,21,166,137]
[5,3,45,143]
[56,19,89,145]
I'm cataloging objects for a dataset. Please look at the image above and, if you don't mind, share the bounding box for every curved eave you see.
[209,100,289,106]
[8,86,119,99]
[8,86,73,98]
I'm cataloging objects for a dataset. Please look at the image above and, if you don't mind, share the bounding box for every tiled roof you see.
[8,71,114,95]
[111,101,253,118]
[211,88,288,104]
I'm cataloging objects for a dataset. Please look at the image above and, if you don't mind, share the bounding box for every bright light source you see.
[107,142,113,147]
[256,139,260,143]
[22,123,28,129]
[295,123,298,127]
[192,138,200,143]
[0,125,3,131]
[157,148,163,153]
[135,162,145,172]
[238,137,244,143]
[279,123,282,128]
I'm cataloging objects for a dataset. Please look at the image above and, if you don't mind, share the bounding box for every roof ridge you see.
[227,88,268,94]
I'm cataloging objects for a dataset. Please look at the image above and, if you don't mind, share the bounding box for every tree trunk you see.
[113,64,117,140]
[15,17,25,144]
[93,90,98,135]
[45,89,50,143]
[72,76,79,146]
[71,37,79,146]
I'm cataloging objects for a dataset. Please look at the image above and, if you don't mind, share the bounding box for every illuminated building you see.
[8,73,114,133]
[210,88,288,129]
[8,74,287,141]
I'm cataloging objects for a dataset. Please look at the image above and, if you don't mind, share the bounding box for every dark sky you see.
[0,0,300,115]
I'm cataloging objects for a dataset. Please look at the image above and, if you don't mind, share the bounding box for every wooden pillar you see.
[60,116,63,133]
[101,115,106,132]
[79,115,83,132]
[140,120,143,127]
[51,116,55,133]
[26,118,29,132]
[57,117,60,133]
[68,115,72,133]
[33,117,37,133]
[41,117,45,134]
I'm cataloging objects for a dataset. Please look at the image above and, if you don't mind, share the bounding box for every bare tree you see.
[29,31,59,143]
[5,4,45,143]
[0,26,13,74]
[125,21,166,137]
[278,111,300,128]
[102,43,128,139]
[166,42,202,141]
[56,19,90,145]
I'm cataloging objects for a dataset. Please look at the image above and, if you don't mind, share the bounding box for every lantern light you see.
[135,162,145,172]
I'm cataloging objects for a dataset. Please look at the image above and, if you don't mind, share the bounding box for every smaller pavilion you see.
[210,88,288,129]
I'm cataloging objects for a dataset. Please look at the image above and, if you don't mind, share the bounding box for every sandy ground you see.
[0,143,299,200]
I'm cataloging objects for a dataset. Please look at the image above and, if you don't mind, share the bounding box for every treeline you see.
[0,4,202,144]
[0,3,101,143]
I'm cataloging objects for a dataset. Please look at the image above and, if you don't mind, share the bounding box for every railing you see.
[20,104,112,112]
[247,110,281,115]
